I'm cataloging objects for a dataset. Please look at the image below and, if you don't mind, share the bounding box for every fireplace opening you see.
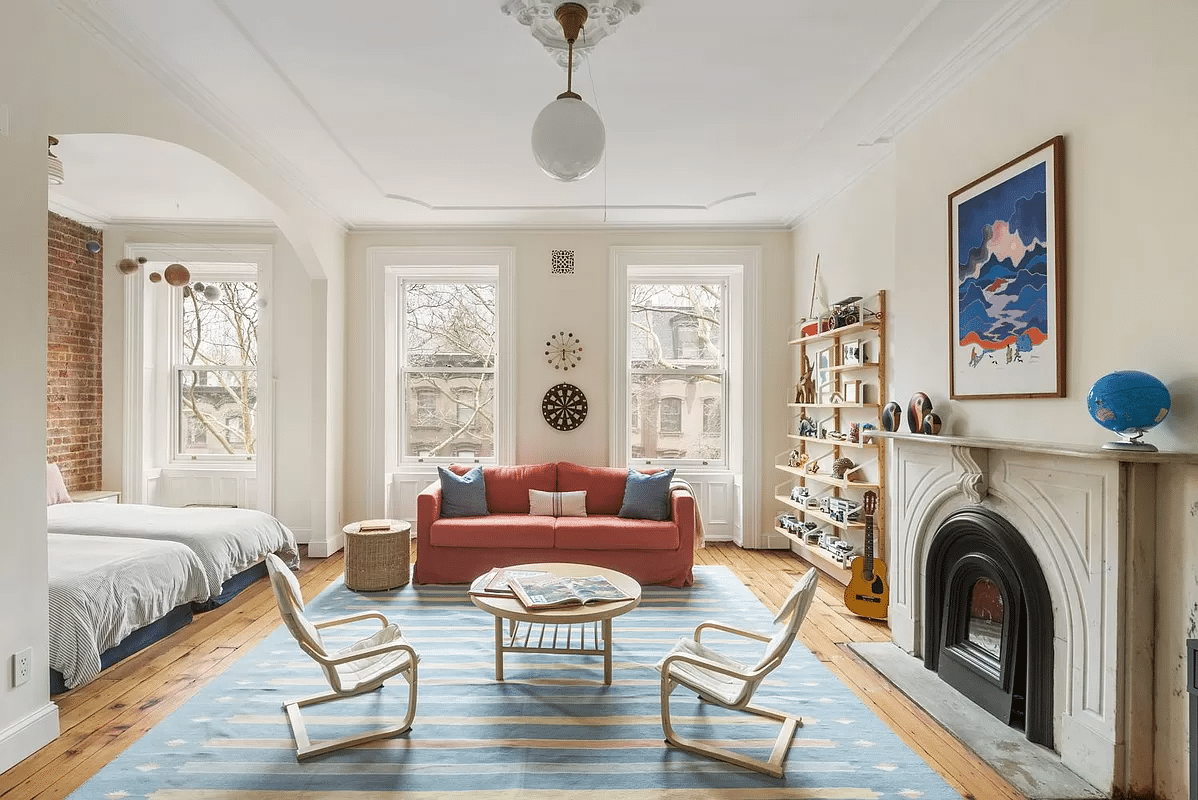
[924,507,1054,749]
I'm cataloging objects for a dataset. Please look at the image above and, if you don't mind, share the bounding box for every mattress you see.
[48,532,210,690]
[46,503,301,602]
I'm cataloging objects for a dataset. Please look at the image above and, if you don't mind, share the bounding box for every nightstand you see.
[72,489,121,504]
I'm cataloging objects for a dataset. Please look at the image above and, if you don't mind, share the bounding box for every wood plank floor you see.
[1,543,1026,800]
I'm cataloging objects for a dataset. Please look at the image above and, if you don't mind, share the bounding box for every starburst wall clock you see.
[545,331,583,371]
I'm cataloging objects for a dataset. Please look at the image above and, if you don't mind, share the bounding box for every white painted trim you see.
[859,0,1069,146]
[366,246,516,517]
[0,702,58,774]
[608,245,762,543]
[122,245,146,503]
[122,242,274,510]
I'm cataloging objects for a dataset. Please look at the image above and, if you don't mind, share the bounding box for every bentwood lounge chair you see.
[655,567,820,777]
[264,553,420,760]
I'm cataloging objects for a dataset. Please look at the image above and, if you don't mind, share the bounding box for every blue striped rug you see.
[70,566,962,799]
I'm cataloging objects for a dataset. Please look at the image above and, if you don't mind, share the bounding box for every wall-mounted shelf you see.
[773,526,853,581]
[778,289,887,589]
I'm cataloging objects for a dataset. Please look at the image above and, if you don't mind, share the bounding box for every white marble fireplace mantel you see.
[865,430,1196,796]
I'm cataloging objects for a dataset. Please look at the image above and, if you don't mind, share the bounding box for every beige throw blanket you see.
[670,479,705,549]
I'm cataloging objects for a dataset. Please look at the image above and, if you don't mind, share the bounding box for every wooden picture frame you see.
[948,136,1066,399]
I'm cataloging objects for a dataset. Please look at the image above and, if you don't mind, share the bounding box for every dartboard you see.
[545,331,583,370]
[542,383,588,431]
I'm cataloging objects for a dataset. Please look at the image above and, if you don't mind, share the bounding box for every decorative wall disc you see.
[545,331,583,370]
[542,383,588,431]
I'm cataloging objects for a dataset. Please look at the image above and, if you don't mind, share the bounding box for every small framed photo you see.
[843,379,861,404]
[815,347,834,403]
[842,340,866,366]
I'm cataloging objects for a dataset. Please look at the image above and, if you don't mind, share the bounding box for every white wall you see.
[343,228,793,546]
[0,0,61,772]
[793,1,1198,795]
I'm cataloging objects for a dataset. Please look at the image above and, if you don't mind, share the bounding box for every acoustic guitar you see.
[844,490,888,620]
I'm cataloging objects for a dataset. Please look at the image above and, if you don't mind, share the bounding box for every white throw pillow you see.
[46,463,72,505]
[528,489,587,517]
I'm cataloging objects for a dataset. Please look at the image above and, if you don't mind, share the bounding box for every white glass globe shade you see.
[531,96,605,182]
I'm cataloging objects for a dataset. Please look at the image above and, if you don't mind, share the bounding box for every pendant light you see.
[48,136,65,185]
[530,3,605,182]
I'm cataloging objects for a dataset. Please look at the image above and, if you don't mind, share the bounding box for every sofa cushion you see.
[450,463,557,514]
[556,462,630,515]
[529,489,587,517]
[438,465,489,517]
[429,514,556,548]
[554,516,680,551]
[618,468,676,521]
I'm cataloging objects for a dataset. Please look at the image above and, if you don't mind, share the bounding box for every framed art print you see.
[948,136,1066,399]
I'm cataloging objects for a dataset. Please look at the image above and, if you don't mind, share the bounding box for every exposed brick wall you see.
[47,212,103,492]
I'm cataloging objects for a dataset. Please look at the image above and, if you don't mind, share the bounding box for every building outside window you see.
[176,278,258,459]
[702,397,721,435]
[628,281,725,463]
[400,281,496,459]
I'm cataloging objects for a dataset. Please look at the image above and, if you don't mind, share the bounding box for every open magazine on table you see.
[468,567,550,598]
[508,573,633,610]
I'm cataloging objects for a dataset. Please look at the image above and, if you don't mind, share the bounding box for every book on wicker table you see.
[508,573,633,609]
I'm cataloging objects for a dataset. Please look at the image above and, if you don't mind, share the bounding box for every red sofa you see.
[415,462,696,588]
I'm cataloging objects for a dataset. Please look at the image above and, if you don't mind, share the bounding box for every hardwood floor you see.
[2,543,1026,799]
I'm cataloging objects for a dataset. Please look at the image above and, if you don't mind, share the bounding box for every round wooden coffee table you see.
[469,562,641,685]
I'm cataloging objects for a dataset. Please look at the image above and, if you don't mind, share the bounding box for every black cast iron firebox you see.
[924,506,1054,749]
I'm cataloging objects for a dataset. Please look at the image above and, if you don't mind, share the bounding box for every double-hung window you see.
[398,279,497,460]
[628,279,726,464]
[175,270,258,460]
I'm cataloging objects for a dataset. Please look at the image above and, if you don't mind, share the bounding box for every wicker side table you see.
[342,520,411,591]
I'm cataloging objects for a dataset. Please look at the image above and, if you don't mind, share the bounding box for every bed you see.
[49,532,211,692]
[45,502,301,609]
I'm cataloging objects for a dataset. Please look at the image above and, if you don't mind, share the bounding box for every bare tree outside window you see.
[401,282,496,458]
[629,282,725,462]
[178,280,257,458]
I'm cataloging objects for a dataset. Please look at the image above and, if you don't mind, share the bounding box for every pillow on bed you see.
[46,463,72,505]
[528,489,587,517]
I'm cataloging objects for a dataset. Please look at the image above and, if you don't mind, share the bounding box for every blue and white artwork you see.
[950,137,1065,398]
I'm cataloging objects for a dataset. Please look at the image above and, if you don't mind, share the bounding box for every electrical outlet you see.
[13,648,31,687]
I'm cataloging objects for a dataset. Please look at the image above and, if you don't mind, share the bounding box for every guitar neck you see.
[863,516,874,580]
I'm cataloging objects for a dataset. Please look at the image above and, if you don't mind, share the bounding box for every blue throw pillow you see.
[438,466,489,518]
[617,468,676,521]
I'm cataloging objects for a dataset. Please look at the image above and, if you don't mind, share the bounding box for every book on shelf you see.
[468,567,550,597]
[355,518,394,531]
[508,573,633,610]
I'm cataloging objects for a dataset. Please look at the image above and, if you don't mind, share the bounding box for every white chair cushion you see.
[657,638,752,706]
[332,625,418,691]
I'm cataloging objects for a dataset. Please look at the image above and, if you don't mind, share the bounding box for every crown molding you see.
[53,0,347,230]
[858,0,1069,146]
[347,220,791,234]
[48,197,110,227]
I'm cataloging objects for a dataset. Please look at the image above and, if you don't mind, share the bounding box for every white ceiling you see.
[48,0,1060,230]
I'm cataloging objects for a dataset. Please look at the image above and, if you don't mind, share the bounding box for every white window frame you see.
[169,264,259,464]
[123,242,273,510]
[367,247,515,514]
[395,274,499,463]
[610,246,761,543]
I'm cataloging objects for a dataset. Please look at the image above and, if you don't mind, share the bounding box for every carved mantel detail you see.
[952,446,988,503]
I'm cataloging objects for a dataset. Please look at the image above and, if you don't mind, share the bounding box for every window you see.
[399,280,496,460]
[628,280,725,463]
[703,397,721,434]
[175,277,258,459]
[660,397,683,434]
[414,388,438,426]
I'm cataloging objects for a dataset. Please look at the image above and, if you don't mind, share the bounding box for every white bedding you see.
[49,532,210,690]
[46,503,301,601]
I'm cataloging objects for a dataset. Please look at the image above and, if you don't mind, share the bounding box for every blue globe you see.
[1087,370,1170,447]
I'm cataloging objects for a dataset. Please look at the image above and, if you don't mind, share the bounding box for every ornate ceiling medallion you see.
[501,0,643,70]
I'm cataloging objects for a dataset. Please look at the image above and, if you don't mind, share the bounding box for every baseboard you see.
[307,530,345,558]
[0,701,59,773]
